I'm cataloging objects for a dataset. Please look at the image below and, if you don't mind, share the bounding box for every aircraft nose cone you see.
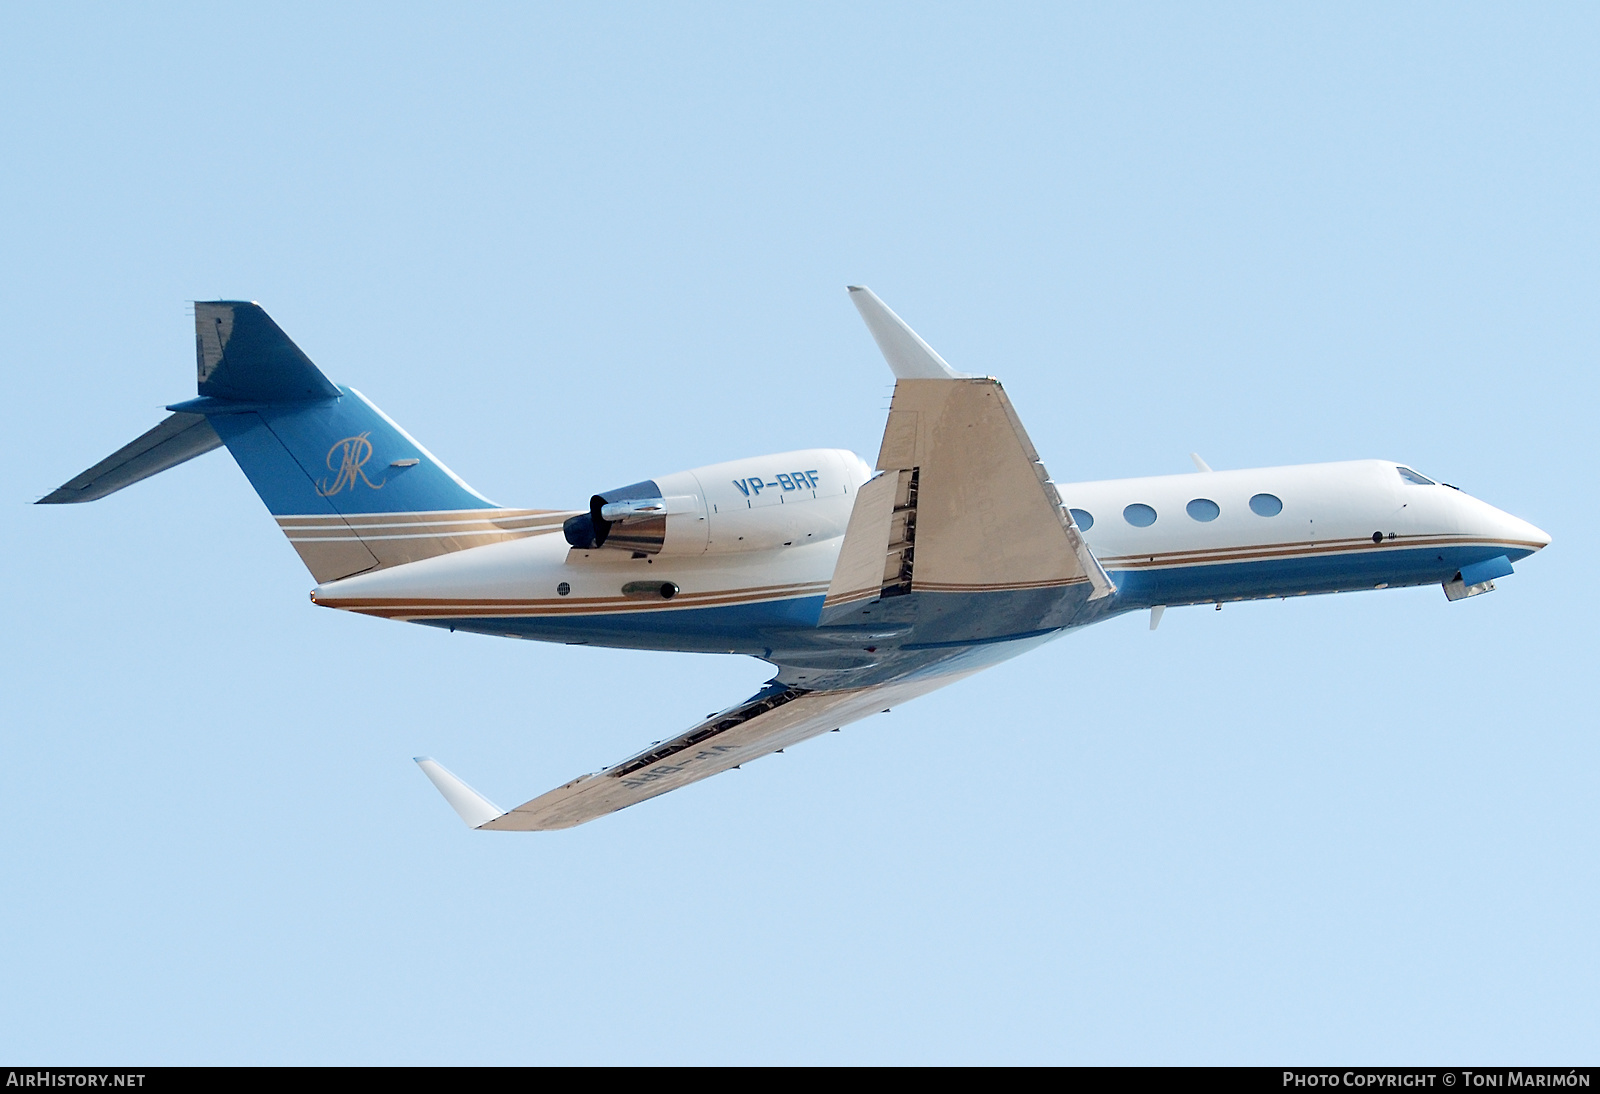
[1468,495,1550,554]
[1497,507,1551,551]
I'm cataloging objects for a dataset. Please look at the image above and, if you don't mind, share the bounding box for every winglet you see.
[847,286,965,379]
[414,757,506,828]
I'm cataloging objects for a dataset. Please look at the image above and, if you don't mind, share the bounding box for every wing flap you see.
[821,470,899,619]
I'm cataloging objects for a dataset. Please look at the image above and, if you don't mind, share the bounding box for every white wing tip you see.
[414,757,506,829]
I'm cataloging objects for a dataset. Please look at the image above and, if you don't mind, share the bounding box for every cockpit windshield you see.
[1396,466,1436,486]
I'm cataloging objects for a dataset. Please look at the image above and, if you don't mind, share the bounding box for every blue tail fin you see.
[174,302,567,582]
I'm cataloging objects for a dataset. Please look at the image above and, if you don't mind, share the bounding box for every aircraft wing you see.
[825,287,1113,616]
[417,287,1104,831]
[417,670,971,831]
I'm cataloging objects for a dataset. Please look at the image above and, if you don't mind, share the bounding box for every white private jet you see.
[41,288,1550,830]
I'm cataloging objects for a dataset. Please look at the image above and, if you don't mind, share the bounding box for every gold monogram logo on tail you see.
[317,433,387,496]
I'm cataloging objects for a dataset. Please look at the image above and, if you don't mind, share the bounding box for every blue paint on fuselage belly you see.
[1110,543,1513,609]
[823,583,1099,644]
[900,629,1064,680]
[772,586,1101,690]
[786,627,1073,693]
[416,582,1106,663]
[413,543,1510,664]
[424,594,830,654]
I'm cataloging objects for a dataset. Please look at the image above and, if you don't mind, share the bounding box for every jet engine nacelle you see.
[563,448,871,557]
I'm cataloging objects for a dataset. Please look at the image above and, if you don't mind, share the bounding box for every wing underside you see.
[422,671,971,831]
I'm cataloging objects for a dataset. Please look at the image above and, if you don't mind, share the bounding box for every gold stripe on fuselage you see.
[310,535,1540,622]
[1098,534,1543,570]
[275,508,576,576]
[313,580,834,620]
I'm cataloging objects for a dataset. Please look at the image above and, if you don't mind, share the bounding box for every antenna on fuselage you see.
[1190,453,1213,472]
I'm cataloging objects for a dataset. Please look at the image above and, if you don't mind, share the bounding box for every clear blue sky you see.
[2,3,1594,1064]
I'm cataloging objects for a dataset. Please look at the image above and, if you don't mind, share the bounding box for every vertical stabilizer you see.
[39,301,571,583]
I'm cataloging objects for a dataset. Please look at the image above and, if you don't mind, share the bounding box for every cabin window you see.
[1186,498,1220,522]
[1069,508,1094,531]
[1123,503,1157,528]
[1249,493,1283,517]
[1396,466,1436,486]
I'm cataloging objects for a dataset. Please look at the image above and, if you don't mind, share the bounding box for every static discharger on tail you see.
[40,288,1551,830]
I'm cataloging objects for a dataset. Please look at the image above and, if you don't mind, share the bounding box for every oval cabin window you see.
[1249,493,1283,517]
[1069,508,1094,531]
[1123,503,1157,528]
[1186,498,1220,522]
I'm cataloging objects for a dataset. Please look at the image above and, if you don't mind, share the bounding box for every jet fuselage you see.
[310,455,1548,685]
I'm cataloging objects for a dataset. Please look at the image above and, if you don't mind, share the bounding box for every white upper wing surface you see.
[828,288,1113,610]
[869,375,1113,599]
[417,286,1111,831]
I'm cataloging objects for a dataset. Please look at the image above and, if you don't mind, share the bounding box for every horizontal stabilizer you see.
[195,301,340,403]
[37,412,222,504]
[847,286,965,379]
[414,757,506,828]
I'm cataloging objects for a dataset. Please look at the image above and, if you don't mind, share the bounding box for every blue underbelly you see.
[413,543,1521,655]
[421,593,828,653]
[1110,543,1517,608]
